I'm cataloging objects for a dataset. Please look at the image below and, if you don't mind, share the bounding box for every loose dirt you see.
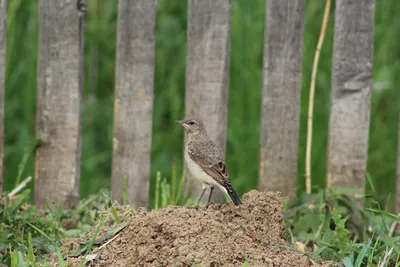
[57,190,328,266]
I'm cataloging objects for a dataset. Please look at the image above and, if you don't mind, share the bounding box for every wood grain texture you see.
[259,0,305,197]
[327,0,375,191]
[111,0,156,207]
[0,0,6,193]
[185,0,231,204]
[396,118,400,213]
[35,0,84,208]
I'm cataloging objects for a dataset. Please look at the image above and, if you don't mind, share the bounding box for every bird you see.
[176,117,242,208]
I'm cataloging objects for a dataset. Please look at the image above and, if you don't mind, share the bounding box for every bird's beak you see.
[176,120,189,130]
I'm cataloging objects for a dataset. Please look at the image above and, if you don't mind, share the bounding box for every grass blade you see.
[15,138,41,186]
[122,176,128,205]
[24,220,67,266]
[69,223,127,257]
[366,208,400,223]
[355,239,371,267]
[366,172,376,196]
[8,190,30,215]
[24,220,54,243]
[55,246,67,267]
[79,218,106,267]
[171,160,177,203]
[342,257,354,267]
[16,251,27,267]
[155,171,161,209]
[176,167,186,205]
[378,247,394,267]
[27,233,36,263]
[110,206,121,224]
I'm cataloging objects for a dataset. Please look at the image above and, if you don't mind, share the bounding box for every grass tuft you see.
[286,187,400,266]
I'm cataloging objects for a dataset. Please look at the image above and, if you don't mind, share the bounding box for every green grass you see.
[285,187,400,266]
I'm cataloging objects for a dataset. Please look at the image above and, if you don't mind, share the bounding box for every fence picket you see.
[111,0,157,207]
[259,0,305,197]
[396,119,400,213]
[327,0,375,192]
[35,0,84,208]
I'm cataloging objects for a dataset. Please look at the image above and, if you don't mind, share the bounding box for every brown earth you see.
[56,190,328,267]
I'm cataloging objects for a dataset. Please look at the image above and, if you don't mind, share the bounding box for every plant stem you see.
[306,0,331,194]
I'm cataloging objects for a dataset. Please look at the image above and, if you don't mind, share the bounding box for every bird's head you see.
[175,117,206,135]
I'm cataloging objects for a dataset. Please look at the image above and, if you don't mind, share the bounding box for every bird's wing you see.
[187,146,230,187]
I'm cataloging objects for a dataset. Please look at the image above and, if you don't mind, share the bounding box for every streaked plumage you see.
[176,117,241,207]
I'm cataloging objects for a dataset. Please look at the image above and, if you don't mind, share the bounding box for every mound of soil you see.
[59,190,326,266]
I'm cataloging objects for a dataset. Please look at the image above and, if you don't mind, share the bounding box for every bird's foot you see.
[186,205,200,210]
[204,202,213,209]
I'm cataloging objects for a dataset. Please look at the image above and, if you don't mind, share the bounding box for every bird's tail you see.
[226,187,242,206]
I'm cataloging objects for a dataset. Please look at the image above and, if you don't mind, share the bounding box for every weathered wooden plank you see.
[259,0,305,196]
[35,0,85,208]
[327,0,375,191]
[111,0,156,207]
[0,0,6,193]
[396,118,400,213]
[185,0,232,203]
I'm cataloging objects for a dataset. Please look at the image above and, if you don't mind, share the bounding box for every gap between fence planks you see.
[184,0,232,204]
[0,0,6,193]
[111,0,157,208]
[396,117,400,214]
[305,0,331,194]
[326,0,375,192]
[35,0,84,208]
[259,0,305,197]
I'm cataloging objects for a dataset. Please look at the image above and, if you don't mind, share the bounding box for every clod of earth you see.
[56,191,329,266]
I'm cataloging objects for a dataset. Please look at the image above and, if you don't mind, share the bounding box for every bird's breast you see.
[184,151,216,186]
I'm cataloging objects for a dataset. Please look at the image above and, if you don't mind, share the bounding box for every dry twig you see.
[8,176,32,198]
[306,0,331,194]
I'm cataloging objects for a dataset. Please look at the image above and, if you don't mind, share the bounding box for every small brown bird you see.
[176,117,242,208]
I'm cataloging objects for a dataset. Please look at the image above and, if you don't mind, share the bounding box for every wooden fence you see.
[0,0,398,211]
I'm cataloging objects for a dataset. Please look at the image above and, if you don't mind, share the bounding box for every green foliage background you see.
[3,0,400,210]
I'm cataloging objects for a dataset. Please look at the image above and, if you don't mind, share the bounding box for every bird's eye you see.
[189,121,195,125]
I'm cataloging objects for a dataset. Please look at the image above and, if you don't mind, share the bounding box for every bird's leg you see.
[205,186,214,208]
[196,187,207,206]
[187,187,207,209]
